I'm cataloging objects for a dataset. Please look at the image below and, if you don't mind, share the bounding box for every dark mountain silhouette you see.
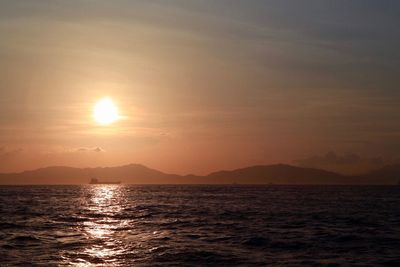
[0,163,398,185]
[0,164,183,185]
[354,164,400,185]
[206,164,346,184]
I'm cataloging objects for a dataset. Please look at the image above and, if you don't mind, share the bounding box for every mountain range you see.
[0,163,399,185]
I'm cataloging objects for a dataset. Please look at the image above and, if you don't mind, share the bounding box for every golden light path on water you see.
[58,185,178,266]
[71,185,131,266]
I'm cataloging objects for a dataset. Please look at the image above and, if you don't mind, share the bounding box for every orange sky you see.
[0,1,399,174]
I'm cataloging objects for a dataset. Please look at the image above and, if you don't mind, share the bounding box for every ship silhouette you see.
[89,178,121,185]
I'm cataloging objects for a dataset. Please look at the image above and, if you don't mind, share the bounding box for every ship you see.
[89,178,121,185]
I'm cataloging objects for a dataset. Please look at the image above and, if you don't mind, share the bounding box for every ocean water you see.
[0,185,399,266]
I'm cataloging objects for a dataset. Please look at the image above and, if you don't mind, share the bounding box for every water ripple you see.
[0,185,400,266]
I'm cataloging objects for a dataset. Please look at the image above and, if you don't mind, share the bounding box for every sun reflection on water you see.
[72,185,128,266]
[89,185,123,213]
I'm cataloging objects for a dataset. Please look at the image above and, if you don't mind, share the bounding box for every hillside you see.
[0,163,398,185]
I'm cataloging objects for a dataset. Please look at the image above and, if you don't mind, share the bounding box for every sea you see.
[0,185,399,266]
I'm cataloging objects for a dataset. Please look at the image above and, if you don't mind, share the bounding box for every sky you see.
[0,0,399,175]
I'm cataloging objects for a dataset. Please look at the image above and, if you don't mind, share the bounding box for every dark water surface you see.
[0,185,400,266]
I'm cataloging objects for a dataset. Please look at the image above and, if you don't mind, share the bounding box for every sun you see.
[93,97,119,125]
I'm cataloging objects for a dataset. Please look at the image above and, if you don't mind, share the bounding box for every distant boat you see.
[89,178,121,185]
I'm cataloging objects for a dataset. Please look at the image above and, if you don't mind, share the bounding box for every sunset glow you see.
[0,0,399,175]
[93,98,119,125]
[1,1,400,266]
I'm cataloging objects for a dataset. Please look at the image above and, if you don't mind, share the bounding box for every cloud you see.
[296,151,385,166]
[295,151,385,174]
[0,147,23,159]
[76,147,105,153]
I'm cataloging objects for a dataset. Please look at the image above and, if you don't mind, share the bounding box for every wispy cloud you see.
[0,146,23,159]
[76,147,105,153]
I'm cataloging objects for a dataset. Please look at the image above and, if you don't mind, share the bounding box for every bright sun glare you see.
[93,97,119,125]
